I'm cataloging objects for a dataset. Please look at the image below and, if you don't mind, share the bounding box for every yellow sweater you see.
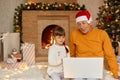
[69,28,118,77]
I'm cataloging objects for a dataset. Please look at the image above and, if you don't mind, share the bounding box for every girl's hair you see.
[53,25,69,53]
[53,25,65,36]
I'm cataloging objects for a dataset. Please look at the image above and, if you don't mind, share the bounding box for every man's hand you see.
[114,76,120,80]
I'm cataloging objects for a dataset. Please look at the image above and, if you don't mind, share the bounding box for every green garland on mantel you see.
[13,2,86,42]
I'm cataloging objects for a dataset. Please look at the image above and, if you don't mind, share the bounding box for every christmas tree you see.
[96,0,120,55]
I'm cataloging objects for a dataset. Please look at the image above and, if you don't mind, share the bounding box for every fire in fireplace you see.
[42,24,57,49]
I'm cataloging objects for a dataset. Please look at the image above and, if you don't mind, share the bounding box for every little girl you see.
[47,25,70,80]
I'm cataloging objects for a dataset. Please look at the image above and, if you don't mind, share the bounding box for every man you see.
[69,10,120,80]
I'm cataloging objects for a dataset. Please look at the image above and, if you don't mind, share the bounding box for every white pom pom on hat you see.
[75,10,93,23]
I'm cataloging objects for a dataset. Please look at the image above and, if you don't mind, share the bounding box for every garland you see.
[13,2,86,42]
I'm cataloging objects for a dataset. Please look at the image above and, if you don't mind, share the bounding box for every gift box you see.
[8,53,22,59]
[22,43,35,65]
[2,33,20,62]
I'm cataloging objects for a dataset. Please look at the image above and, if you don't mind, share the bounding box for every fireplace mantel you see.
[22,11,78,61]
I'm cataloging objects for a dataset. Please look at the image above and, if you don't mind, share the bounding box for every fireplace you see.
[22,11,78,61]
[41,24,56,49]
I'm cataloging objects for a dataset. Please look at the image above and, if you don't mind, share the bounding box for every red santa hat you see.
[75,10,92,23]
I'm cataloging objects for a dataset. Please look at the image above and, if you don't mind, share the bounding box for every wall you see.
[0,0,27,60]
[0,0,27,33]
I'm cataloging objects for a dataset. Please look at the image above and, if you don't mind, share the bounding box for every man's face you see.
[77,21,92,34]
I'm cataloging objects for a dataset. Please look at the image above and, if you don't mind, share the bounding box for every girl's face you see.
[54,35,65,46]
[77,21,93,34]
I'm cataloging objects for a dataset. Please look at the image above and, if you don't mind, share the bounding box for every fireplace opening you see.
[42,24,58,49]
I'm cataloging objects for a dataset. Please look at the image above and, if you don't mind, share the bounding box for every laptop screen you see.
[63,57,103,79]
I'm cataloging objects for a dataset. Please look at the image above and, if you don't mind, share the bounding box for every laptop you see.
[63,57,103,79]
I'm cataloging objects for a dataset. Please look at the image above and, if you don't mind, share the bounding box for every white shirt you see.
[47,44,70,75]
